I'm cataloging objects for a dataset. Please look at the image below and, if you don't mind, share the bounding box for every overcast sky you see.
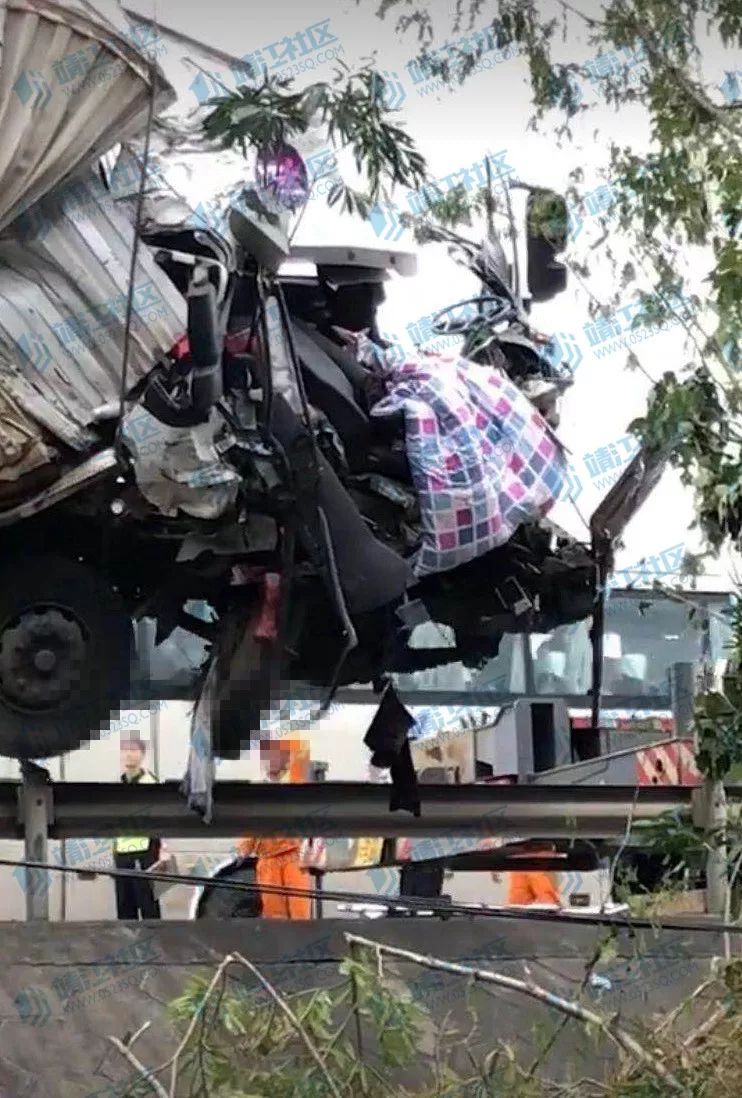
[126,0,739,587]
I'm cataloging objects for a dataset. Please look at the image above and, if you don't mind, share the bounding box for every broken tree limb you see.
[527,787,641,1078]
[107,1032,168,1098]
[653,975,718,1039]
[344,932,684,1093]
[163,950,237,1096]
[682,1003,730,1049]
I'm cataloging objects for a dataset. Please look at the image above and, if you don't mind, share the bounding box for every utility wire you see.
[5,855,742,936]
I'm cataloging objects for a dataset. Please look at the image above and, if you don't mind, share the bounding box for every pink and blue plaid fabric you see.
[372,353,566,576]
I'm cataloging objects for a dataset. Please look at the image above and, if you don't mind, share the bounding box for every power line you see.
[5,855,742,936]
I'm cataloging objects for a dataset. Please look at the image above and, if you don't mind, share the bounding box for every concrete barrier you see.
[0,920,734,1096]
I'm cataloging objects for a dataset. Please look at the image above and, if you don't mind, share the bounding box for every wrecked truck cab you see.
[0,6,666,766]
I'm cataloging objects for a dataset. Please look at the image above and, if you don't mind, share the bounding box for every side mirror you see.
[525,189,568,302]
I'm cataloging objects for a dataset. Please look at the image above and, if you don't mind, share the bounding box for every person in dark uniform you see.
[114,736,162,920]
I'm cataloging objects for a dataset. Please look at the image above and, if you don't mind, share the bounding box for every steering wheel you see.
[431,295,515,337]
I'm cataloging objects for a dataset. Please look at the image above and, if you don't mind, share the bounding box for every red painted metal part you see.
[570,712,674,733]
[635,738,702,787]
[252,572,281,642]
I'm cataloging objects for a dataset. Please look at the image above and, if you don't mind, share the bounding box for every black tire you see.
[196,860,262,919]
[0,555,132,758]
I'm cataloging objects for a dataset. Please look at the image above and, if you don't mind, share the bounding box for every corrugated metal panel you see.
[0,172,186,448]
[0,0,174,233]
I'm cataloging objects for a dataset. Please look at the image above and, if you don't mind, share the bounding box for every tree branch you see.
[344,932,684,1092]
[230,952,344,1098]
[163,952,235,1097]
[555,0,605,28]
[622,7,742,140]
[682,1002,730,1048]
[138,951,346,1098]
[107,1024,168,1098]
[526,788,640,1077]
[653,975,718,1038]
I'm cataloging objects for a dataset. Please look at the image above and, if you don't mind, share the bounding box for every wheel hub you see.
[33,649,57,673]
[0,607,86,710]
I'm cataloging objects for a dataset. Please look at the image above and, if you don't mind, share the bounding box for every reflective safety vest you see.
[114,770,156,855]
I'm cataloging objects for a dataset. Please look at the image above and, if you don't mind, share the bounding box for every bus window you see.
[529,621,591,694]
[602,593,710,697]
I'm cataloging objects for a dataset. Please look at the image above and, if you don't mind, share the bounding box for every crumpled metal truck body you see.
[0,0,185,493]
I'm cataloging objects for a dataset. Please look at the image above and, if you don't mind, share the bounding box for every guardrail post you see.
[706,781,728,917]
[311,760,328,919]
[672,662,729,917]
[18,763,53,921]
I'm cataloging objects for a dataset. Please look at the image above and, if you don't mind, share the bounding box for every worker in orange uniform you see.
[498,843,562,906]
[236,738,313,920]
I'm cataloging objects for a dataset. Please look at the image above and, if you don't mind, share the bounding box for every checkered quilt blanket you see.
[371,353,566,577]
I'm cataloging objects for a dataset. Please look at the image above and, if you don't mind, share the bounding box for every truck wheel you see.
[196,860,262,918]
[0,555,132,758]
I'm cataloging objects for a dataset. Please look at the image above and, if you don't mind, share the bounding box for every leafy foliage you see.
[166,954,430,1097]
[695,689,742,779]
[201,66,427,216]
[121,943,742,1097]
[690,598,742,778]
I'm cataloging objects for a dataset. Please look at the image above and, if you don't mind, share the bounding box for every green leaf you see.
[326,180,344,207]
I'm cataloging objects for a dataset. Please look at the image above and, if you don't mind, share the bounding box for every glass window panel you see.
[602,596,697,696]
[600,592,713,697]
[529,621,592,694]
[129,591,733,705]
[708,597,735,678]
[471,634,525,694]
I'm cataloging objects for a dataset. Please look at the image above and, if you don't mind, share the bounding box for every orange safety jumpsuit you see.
[506,865,561,906]
[237,740,312,920]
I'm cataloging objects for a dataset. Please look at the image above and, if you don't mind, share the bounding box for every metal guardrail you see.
[5,778,736,840]
[7,658,727,922]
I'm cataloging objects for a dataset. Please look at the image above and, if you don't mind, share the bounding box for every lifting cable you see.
[4,854,742,936]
